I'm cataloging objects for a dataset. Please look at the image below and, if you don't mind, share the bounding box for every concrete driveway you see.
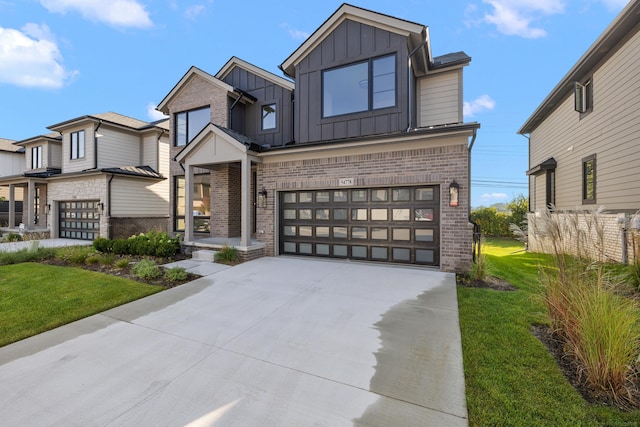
[0,257,467,426]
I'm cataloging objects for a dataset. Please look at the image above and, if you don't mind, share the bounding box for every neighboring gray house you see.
[158,4,479,272]
[518,0,640,262]
[0,138,24,226]
[0,113,171,239]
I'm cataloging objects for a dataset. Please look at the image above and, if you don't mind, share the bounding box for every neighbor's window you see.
[574,78,592,113]
[70,130,85,160]
[582,154,596,204]
[323,54,396,117]
[31,145,42,169]
[262,104,276,130]
[175,106,210,147]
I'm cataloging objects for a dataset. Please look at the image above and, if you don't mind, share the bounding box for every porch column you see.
[26,180,35,229]
[8,185,15,228]
[185,165,194,243]
[240,157,251,247]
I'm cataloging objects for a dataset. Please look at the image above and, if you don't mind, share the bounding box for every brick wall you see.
[255,142,472,272]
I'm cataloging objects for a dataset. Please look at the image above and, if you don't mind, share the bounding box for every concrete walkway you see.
[0,256,467,426]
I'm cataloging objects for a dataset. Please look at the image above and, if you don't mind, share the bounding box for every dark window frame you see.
[582,154,596,204]
[174,106,211,147]
[321,53,397,118]
[70,130,85,160]
[31,145,42,169]
[261,103,278,132]
[574,77,593,115]
[173,174,211,233]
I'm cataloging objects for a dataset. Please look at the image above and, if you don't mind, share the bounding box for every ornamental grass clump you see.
[131,259,161,280]
[536,207,640,408]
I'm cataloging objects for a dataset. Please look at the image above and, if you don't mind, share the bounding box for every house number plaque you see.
[339,178,354,186]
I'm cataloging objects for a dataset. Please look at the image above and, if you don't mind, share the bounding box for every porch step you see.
[192,249,218,262]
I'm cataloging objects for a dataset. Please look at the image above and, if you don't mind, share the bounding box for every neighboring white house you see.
[518,0,640,262]
[0,113,171,239]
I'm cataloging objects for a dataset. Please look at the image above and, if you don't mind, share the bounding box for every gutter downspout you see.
[406,35,429,132]
[228,94,242,129]
[94,120,102,170]
[107,174,114,239]
[468,127,479,261]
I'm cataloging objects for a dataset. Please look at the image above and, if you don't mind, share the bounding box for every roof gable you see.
[216,57,294,91]
[156,66,235,114]
[0,138,22,153]
[280,3,430,78]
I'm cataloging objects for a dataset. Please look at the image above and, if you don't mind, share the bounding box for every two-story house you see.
[0,138,25,227]
[518,0,640,263]
[158,3,479,272]
[0,113,170,240]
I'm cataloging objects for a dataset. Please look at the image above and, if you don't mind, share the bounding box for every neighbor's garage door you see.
[59,200,100,240]
[279,186,439,265]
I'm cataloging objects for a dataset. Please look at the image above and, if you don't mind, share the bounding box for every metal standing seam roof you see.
[100,166,164,179]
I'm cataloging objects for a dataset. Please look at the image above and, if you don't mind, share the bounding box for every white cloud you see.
[280,23,309,40]
[40,0,153,29]
[147,102,167,121]
[480,192,509,204]
[480,0,565,38]
[185,5,206,20]
[0,23,77,89]
[464,94,496,118]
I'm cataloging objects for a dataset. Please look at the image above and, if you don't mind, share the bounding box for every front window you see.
[262,104,277,130]
[582,154,596,204]
[71,130,85,160]
[175,106,210,147]
[323,54,396,117]
[31,145,42,169]
[174,175,211,232]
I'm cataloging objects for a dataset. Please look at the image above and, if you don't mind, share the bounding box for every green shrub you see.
[111,239,130,255]
[5,233,22,242]
[164,266,188,282]
[93,237,113,253]
[214,245,239,264]
[114,258,131,269]
[131,259,161,279]
[57,246,92,265]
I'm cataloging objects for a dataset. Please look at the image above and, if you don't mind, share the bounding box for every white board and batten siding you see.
[417,70,462,128]
[530,28,640,212]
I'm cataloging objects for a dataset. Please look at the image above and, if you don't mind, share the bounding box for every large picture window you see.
[174,175,211,232]
[31,145,42,169]
[322,54,396,117]
[175,106,210,147]
[582,154,596,204]
[71,130,85,160]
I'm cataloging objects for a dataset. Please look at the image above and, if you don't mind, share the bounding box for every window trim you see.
[582,154,596,204]
[173,174,212,233]
[261,102,278,132]
[574,78,593,115]
[31,145,43,169]
[174,106,211,147]
[321,53,397,119]
[70,130,85,160]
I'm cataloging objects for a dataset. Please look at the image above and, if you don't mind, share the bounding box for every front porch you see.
[182,236,266,262]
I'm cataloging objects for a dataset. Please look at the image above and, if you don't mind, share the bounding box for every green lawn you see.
[459,238,640,426]
[0,262,161,347]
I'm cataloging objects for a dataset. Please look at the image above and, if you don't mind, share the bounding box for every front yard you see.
[0,262,161,347]
[459,238,640,426]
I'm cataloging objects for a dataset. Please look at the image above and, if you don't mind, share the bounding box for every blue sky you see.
[0,0,631,207]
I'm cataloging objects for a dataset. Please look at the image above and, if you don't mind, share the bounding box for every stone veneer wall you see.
[255,143,472,273]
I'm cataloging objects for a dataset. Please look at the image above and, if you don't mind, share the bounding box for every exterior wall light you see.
[449,180,460,207]
[98,202,105,211]
[258,188,268,208]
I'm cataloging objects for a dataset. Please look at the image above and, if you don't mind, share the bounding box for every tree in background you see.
[471,194,528,237]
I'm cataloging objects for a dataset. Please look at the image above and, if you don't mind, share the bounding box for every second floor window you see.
[71,130,85,160]
[175,106,210,147]
[31,146,42,169]
[262,104,276,130]
[323,54,396,118]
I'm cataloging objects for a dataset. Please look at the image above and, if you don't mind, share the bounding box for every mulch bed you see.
[42,253,201,289]
[456,274,517,291]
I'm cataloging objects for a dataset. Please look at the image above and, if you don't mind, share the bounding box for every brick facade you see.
[210,164,242,238]
[255,141,472,272]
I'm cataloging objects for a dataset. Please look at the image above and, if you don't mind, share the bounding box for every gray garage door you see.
[59,200,100,240]
[279,186,439,265]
